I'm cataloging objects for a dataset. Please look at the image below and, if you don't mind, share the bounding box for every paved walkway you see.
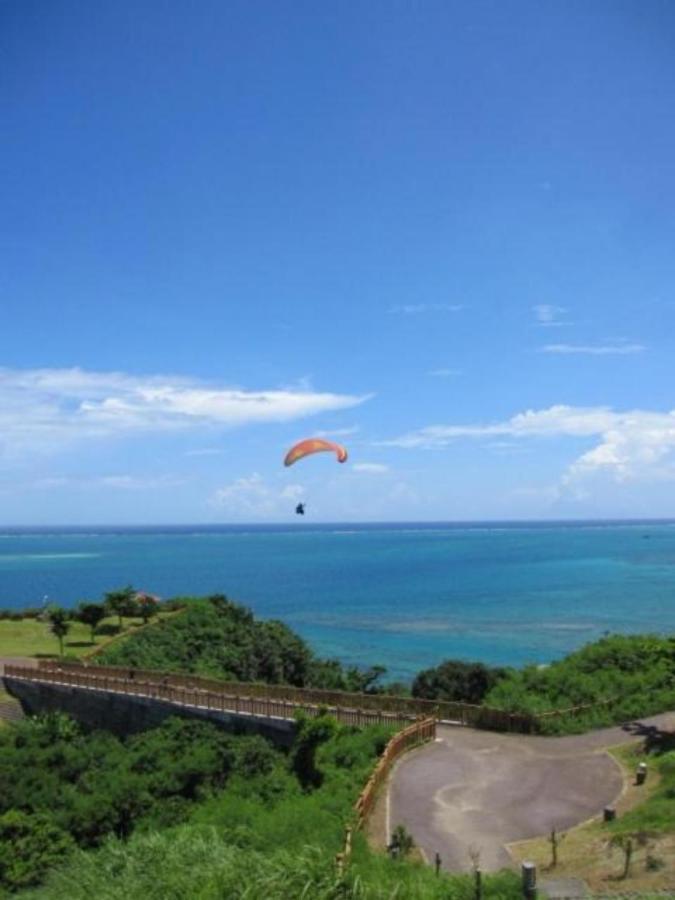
[388,711,675,873]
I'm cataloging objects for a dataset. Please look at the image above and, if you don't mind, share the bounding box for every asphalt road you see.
[388,712,675,872]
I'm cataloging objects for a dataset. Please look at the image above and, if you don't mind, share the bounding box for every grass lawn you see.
[0,614,169,660]
[507,742,675,894]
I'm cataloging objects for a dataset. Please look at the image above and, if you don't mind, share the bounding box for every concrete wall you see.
[3,678,297,747]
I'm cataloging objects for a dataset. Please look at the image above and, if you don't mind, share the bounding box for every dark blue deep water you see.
[1,522,674,680]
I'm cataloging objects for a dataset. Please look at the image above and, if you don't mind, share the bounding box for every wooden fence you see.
[3,664,415,729]
[533,694,619,726]
[21,659,621,731]
[336,715,437,873]
[35,658,537,732]
[354,716,437,826]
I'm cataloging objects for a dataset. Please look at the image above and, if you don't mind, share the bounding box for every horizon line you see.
[0,517,674,530]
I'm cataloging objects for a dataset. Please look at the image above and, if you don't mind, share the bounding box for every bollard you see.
[636,761,647,785]
[434,852,441,876]
[603,806,616,822]
[474,866,483,900]
[521,861,536,899]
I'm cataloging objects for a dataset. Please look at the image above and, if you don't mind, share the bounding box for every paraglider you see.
[283,438,348,467]
[284,438,348,516]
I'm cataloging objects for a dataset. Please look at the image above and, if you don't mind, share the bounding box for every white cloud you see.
[533,304,567,326]
[384,404,675,486]
[540,343,645,355]
[184,448,224,457]
[314,426,361,438]
[389,303,463,315]
[352,463,390,474]
[210,473,305,518]
[428,368,462,378]
[0,367,369,456]
[25,474,185,491]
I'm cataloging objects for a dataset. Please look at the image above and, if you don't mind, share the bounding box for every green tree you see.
[136,593,159,625]
[291,712,337,790]
[77,602,106,642]
[412,659,507,705]
[104,585,137,629]
[47,606,70,656]
[0,810,75,891]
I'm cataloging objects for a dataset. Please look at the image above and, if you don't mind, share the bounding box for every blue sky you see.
[2,0,675,524]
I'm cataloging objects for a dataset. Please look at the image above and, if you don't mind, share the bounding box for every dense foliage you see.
[0,712,282,891]
[98,595,390,692]
[412,659,508,705]
[13,711,521,900]
[0,812,74,892]
[484,634,675,734]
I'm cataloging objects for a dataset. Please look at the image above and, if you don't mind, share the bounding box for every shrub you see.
[0,810,75,891]
[412,659,508,704]
[484,634,675,733]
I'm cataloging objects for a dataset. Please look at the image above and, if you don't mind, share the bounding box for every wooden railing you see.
[3,664,415,729]
[354,716,437,827]
[533,695,619,726]
[11,659,621,732]
[336,715,437,873]
[32,659,537,732]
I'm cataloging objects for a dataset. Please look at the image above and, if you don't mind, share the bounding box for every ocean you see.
[1,521,674,681]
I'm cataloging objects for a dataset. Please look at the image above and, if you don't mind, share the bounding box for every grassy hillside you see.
[484,634,675,734]
[0,614,171,660]
[97,595,389,692]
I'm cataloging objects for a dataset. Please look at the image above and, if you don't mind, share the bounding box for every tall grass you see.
[24,825,522,899]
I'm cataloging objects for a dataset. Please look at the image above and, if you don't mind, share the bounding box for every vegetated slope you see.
[484,634,675,733]
[3,708,523,899]
[96,595,388,692]
[22,826,521,900]
[0,707,389,893]
[0,712,284,891]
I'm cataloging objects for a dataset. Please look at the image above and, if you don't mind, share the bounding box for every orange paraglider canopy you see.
[284,438,348,467]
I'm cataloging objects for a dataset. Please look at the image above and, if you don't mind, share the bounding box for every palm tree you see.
[47,607,70,656]
[104,586,137,629]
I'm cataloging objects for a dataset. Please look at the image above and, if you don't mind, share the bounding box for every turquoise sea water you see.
[0,522,674,681]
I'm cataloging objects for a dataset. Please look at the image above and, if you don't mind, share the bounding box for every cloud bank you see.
[540,343,645,355]
[0,367,369,454]
[384,405,675,485]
